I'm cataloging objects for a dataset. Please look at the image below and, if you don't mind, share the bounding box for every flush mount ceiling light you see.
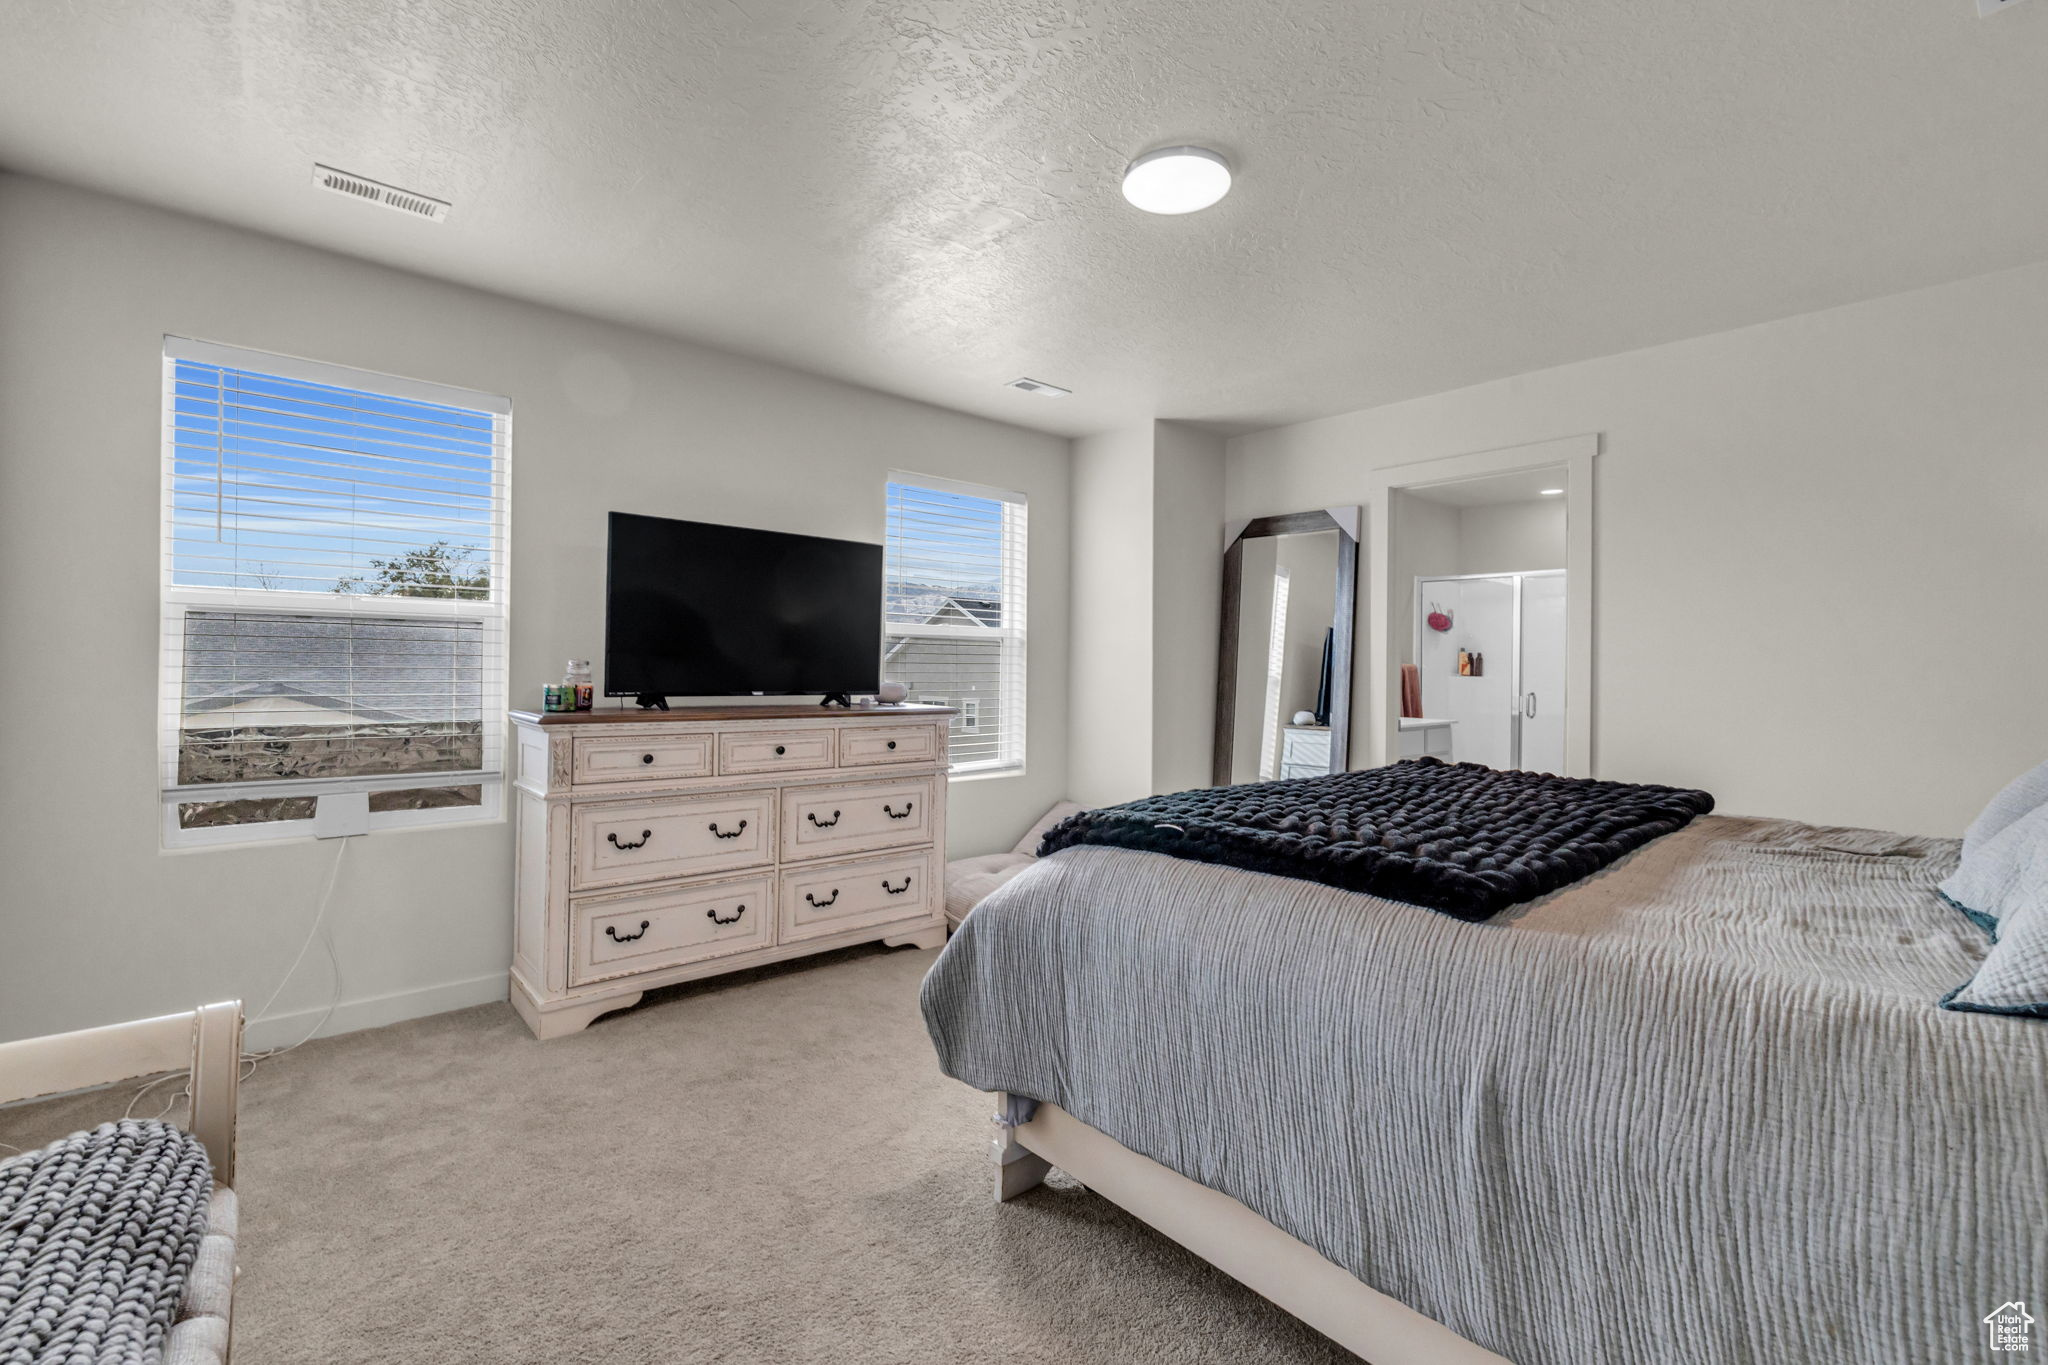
[1539,487,1565,496]
[1121,146,1232,215]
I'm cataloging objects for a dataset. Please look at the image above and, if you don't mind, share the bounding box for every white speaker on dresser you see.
[508,704,953,1039]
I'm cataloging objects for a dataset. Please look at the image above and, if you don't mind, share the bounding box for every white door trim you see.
[1365,433,1597,775]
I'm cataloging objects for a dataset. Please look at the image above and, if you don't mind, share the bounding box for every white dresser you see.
[1280,725,1333,780]
[508,703,953,1039]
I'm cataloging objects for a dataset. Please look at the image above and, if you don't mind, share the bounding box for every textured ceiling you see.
[2,1,2045,437]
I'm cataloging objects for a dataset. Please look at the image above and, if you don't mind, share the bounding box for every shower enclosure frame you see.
[1411,568,1564,772]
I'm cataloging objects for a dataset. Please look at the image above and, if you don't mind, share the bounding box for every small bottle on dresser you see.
[565,659,594,712]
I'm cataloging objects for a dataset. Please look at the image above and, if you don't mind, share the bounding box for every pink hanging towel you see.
[1400,663,1423,719]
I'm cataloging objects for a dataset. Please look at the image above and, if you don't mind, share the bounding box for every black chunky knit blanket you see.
[1038,758,1716,921]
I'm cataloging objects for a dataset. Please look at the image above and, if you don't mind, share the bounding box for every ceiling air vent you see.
[311,164,451,223]
[1006,377,1072,397]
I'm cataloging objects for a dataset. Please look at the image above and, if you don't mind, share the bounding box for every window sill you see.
[160,788,505,851]
[948,764,1026,784]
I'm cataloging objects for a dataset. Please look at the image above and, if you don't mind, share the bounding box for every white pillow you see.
[1963,759,2048,859]
[1941,800,2048,1019]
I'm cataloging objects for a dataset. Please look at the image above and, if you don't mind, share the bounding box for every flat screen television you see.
[605,512,883,705]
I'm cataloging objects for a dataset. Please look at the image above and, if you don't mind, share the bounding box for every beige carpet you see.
[0,944,1353,1363]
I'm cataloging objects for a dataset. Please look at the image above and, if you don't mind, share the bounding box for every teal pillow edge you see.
[1938,888,1999,940]
[1939,981,2048,1020]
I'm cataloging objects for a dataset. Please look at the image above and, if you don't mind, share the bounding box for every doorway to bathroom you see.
[1412,570,1565,772]
[1366,432,1595,776]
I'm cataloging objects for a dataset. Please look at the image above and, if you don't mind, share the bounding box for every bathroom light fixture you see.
[1539,487,1565,496]
[1121,146,1232,215]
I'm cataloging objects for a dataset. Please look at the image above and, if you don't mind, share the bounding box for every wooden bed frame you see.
[991,1092,1508,1365]
[0,1001,243,1182]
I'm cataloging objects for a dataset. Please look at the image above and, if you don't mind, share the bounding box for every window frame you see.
[884,472,1028,779]
[157,337,512,849]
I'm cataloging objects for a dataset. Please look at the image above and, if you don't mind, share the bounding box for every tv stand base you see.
[634,694,670,710]
[818,692,853,708]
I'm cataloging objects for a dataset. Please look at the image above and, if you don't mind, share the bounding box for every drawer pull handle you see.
[708,819,748,840]
[807,809,842,828]
[605,920,651,944]
[641,753,655,765]
[886,740,897,750]
[805,889,840,908]
[883,802,914,820]
[706,904,747,925]
[608,829,653,851]
[774,745,786,756]
[882,876,913,895]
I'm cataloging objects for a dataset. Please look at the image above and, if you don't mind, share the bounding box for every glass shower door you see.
[1416,575,1517,769]
[1416,570,1567,772]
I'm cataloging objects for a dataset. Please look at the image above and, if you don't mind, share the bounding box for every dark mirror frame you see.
[1213,508,1360,786]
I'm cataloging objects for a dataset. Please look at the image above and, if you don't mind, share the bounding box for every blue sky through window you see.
[171,360,499,595]
[884,482,1006,626]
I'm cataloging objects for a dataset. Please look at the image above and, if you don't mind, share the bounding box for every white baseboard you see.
[245,972,507,1053]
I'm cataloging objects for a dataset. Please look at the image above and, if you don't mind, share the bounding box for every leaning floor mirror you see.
[1214,508,1360,786]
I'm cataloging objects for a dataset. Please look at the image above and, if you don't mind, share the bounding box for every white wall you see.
[1149,422,1225,794]
[0,174,1071,1044]
[1392,492,1461,679]
[1066,420,1223,805]
[1229,258,2048,837]
[1458,499,1565,575]
[1067,427,1156,807]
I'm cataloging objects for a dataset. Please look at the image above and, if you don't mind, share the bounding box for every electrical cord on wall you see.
[121,833,355,1126]
[244,832,353,1068]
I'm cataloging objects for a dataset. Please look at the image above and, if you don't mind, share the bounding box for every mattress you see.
[921,815,2048,1364]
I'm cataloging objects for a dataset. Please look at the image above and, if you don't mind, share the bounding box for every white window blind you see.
[883,475,1027,775]
[159,337,511,845]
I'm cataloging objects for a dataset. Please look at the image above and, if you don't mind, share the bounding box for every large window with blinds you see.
[883,475,1027,776]
[159,337,510,846]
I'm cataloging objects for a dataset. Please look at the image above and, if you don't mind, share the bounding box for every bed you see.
[0,1001,244,1364]
[922,813,2048,1363]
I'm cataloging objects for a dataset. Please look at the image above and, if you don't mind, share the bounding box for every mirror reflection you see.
[1215,510,1357,786]
[1231,530,1338,783]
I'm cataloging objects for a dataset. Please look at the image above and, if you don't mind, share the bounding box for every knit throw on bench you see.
[1,1120,212,1365]
[1039,758,1716,920]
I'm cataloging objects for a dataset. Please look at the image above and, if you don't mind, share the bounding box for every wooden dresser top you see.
[511,702,956,725]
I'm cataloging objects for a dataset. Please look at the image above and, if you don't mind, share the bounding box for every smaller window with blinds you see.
[160,338,510,846]
[884,475,1027,776]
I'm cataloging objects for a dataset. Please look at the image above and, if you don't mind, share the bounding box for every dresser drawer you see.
[838,723,940,768]
[720,728,835,775]
[570,874,772,986]
[573,733,714,785]
[779,849,935,943]
[781,777,935,861]
[572,790,775,890]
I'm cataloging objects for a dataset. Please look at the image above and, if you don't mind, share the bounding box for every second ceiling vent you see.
[312,164,451,223]
[1006,377,1072,398]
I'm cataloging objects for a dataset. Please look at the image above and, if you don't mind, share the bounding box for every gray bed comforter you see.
[920,815,2048,1364]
